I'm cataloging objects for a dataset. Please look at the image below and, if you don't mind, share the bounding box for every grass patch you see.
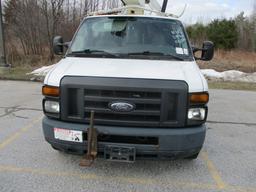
[209,81,256,91]
[0,67,33,81]
[198,50,256,73]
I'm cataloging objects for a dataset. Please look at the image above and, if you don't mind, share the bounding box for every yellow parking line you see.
[227,185,256,192]
[201,151,226,190]
[0,116,42,150]
[118,176,216,190]
[0,165,98,179]
[0,164,216,190]
[0,164,255,192]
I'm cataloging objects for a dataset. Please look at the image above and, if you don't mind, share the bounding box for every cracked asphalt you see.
[0,80,256,192]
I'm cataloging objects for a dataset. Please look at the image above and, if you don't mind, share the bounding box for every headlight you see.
[44,100,60,113]
[188,108,206,121]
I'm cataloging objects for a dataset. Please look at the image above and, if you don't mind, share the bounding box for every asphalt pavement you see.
[0,80,255,192]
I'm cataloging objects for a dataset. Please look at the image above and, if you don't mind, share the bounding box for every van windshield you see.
[68,17,193,61]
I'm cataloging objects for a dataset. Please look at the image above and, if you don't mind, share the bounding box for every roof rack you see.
[87,1,187,18]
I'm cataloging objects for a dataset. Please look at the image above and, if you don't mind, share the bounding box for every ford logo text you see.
[109,101,135,112]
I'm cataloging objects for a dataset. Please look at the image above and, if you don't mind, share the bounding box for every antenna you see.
[177,4,187,18]
[161,0,168,13]
[121,0,126,5]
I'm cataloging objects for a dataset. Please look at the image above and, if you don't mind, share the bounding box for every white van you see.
[42,3,214,163]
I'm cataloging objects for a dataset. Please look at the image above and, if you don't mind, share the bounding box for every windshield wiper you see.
[128,51,184,61]
[69,49,119,58]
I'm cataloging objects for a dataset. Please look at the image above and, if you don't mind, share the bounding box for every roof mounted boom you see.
[87,0,186,18]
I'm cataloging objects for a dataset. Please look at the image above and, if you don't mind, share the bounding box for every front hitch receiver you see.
[80,111,98,167]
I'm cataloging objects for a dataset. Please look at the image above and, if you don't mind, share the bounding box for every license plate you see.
[54,128,83,143]
[104,145,136,162]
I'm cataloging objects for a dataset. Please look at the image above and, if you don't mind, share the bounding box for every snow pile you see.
[201,69,245,81]
[200,69,223,79]
[28,65,256,83]
[28,64,56,77]
[221,70,246,81]
[201,69,256,82]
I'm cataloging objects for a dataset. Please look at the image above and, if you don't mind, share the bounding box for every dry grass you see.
[0,54,60,81]
[7,49,256,73]
[0,67,34,81]
[198,50,256,73]
[7,55,60,68]
[209,81,256,91]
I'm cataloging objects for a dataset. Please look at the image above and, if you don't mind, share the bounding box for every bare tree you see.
[4,0,45,55]
[2,0,123,66]
[252,0,256,51]
[41,0,65,60]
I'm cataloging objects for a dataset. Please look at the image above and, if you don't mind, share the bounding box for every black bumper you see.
[42,117,206,159]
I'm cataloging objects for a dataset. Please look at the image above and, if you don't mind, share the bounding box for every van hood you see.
[45,57,207,92]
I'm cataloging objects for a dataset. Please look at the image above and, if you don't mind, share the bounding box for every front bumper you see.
[43,117,206,159]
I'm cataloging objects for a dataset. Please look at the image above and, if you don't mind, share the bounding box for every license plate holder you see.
[104,145,136,163]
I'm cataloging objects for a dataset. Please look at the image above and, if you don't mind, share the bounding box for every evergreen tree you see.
[207,19,238,50]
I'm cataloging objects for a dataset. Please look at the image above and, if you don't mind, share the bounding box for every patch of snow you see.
[201,69,256,83]
[201,69,223,79]
[221,70,245,81]
[236,72,256,83]
[28,64,56,77]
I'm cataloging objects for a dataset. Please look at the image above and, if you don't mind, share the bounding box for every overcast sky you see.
[160,0,255,24]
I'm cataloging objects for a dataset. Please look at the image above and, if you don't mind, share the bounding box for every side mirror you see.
[201,41,214,61]
[193,41,214,61]
[53,36,64,55]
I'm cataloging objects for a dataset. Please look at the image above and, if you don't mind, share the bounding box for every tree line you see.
[187,10,256,51]
[2,0,256,67]
[3,0,119,66]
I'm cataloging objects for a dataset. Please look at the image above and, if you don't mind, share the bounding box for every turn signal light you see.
[190,93,209,104]
[42,86,60,97]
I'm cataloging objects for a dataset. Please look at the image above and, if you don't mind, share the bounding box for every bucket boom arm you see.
[88,0,186,18]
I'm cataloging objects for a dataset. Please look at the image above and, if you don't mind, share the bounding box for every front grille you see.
[61,77,188,127]
[85,89,164,126]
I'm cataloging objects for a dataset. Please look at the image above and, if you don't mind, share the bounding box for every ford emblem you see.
[109,101,135,112]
